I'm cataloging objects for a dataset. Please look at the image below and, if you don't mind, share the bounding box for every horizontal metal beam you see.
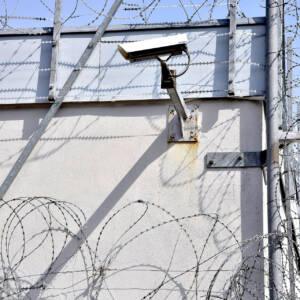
[0,95,265,109]
[205,151,266,168]
[0,17,266,37]
[279,131,300,144]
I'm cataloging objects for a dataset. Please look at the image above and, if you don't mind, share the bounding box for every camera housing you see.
[117,33,197,143]
[118,34,188,62]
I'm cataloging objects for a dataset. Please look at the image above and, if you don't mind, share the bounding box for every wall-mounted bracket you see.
[160,59,199,143]
[205,151,266,168]
[167,106,198,143]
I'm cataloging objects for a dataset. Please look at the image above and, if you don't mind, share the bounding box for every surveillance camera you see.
[118,34,188,62]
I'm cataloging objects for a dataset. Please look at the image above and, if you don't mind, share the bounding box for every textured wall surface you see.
[0,100,264,299]
[0,21,266,299]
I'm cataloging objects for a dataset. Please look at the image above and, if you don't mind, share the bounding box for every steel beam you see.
[0,0,123,200]
[282,29,296,298]
[228,0,237,95]
[0,17,266,37]
[287,37,293,127]
[279,131,300,144]
[48,0,61,101]
[0,95,265,110]
[205,151,266,168]
[266,0,283,298]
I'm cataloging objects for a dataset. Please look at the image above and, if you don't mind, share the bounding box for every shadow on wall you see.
[0,101,233,165]
[0,196,247,299]
[23,128,170,299]
[0,100,263,299]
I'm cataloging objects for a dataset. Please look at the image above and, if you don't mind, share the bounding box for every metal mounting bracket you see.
[167,105,198,143]
[159,59,199,143]
[205,151,266,168]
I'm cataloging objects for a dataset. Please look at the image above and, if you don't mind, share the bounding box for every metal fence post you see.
[266,0,283,298]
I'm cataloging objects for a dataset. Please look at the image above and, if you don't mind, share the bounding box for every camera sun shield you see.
[118,34,188,62]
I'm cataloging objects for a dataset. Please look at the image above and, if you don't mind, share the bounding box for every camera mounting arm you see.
[159,59,190,120]
[159,59,198,143]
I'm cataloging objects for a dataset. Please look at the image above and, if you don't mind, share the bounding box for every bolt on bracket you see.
[167,105,199,143]
[205,151,266,168]
[159,59,199,143]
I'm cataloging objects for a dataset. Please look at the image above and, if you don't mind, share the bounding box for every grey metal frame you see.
[0,96,265,111]
[266,0,283,298]
[0,17,266,37]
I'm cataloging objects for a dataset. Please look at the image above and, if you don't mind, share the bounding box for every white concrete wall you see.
[0,100,264,299]
[0,22,266,299]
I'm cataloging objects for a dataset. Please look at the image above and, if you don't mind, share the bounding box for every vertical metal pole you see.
[228,0,236,96]
[286,38,293,129]
[48,0,62,101]
[266,0,282,298]
[284,36,296,299]
[280,6,295,296]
